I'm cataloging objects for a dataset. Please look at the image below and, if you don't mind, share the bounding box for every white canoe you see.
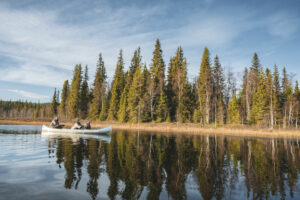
[42,125,112,135]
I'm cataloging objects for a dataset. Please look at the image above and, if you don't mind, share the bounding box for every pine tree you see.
[241,68,250,123]
[118,72,130,122]
[118,48,142,122]
[250,69,267,125]
[51,88,58,116]
[272,65,281,126]
[99,94,108,121]
[67,64,82,119]
[107,50,125,120]
[127,66,144,123]
[294,81,300,128]
[212,55,225,125]
[149,39,165,121]
[156,90,168,122]
[282,67,293,127]
[227,92,240,124]
[197,47,212,124]
[59,80,69,118]
[166,47,188,122]
[80,66,89,119]
[89,53,107,120]
[265,68,274,128]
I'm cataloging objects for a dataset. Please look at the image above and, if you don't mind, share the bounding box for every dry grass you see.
[0,119,299,139]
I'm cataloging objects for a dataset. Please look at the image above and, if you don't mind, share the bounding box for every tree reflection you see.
[48,133,300,200]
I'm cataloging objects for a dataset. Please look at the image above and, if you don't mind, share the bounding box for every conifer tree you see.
[272,65,281,125]
[80,66,89,119]
[265,68,274,128]
[166,47,188,122]
[51,88,58,116]
[281,67,293,127]
[250,70,267,125]
[89,53,106,120]
[59,80,69,118]
[294,81,300,128]
[241,68,250,123]
[67,64,82,119]
[118,72,130,122]
[118,48,142,122]
[99,94,108,121]
[227,92,240,124]
[212,55,225,125]
[197,47,212,124]
[127,66,144,123]
[156,90,168,122]
[107,50,125,120]
[149,39,165,121]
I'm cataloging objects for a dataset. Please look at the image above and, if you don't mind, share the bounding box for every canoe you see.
[42,125,112,135]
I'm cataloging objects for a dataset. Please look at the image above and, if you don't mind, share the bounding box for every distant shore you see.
[0,119,299,139]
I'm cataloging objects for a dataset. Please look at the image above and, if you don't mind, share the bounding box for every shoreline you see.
[0,119,299,139]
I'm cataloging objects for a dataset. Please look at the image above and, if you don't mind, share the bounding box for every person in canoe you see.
[71,120,83,129]
[84,121,91,129]
[49,117,64,129]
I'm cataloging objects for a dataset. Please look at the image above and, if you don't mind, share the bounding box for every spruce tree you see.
[89,53,107,120]
[227,92,240,124]
[250,69,267,125]
[118,72,130,122]
[59,80,69,118]
[212,55,225,125]
[272,65,281,125]
[80,66,89,119]
[107,50,125,120]
[282,67,293,127]
[149,39,165,121]
[265,68,274,128]
[67,64,82,119]
[294,81,300,128]
[99,94,108,121]
[197,47,212,124]
[156,90,168,122]
[127,66,144,123]
[51,88,58,116]
[166,47,188,122]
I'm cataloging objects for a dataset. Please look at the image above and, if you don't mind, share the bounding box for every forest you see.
[0,39,299,128]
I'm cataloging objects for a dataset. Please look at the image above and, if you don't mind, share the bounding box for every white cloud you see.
[8,89,49,99]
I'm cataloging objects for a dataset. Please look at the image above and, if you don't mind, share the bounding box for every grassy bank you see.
[0,119,299,139]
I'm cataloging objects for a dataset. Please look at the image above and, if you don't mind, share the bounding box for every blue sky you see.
[0,0,299,102]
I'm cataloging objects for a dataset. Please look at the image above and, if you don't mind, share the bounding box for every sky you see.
[0,0,299,102]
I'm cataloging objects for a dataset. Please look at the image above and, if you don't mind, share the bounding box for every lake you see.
[1,125,300,200]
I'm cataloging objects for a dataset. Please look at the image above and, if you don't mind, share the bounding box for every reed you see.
[0,119,299,139]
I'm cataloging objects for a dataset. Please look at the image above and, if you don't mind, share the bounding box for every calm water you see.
[1,125,300,200]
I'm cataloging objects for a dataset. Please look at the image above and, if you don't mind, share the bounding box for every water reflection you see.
[46,132,300,200]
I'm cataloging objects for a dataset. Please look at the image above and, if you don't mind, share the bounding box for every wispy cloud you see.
[0,0,299,94]
[8,89,49,99]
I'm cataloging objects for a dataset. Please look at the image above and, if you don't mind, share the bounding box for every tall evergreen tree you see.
[118,72,130,122]
[212,55,225,125]
[272,65,281,126]
[250,69,267,125]
[156,90,168,122]
[67,64,82,119]
[89,53,107,120]
[281,67,293,127]
[80,66,89,118]
[227,92,240,124]
[149,39,165,121]
[265,68,274,128]
[197,47,213,124]
[107,50,125,120]
[166,47,188,122]
[51,88,58,116]
[294,81,300,128]
[59,80,69,118]
[99,93,109,121]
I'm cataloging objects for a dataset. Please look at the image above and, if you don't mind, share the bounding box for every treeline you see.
[1,39,299,128]
[0,100,51,119]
